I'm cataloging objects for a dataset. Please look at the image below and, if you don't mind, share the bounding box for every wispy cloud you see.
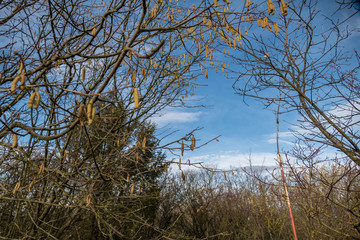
[264,131,295,146]
[183,151,277,170]
[150,110,202,127]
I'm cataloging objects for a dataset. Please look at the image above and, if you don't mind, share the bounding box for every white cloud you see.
[264,131,296,146]
[150,111,202,127]
[183,151,277,170]
[266,138,295,145]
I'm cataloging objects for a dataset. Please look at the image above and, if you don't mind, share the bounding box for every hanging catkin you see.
[78,104,87,126]
[34,91,40,109]
[28,92,36,108]
[181,141,184,156]
[87,99,95,125]
[190,136,196,151]
[133,87,139,108]
[12,134,18,148]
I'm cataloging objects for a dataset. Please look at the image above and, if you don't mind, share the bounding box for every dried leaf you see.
[13,181,21,194]
[28,179,35,192]
[38,163,45,175]
[130,184,135,195]
[85,194,91,207]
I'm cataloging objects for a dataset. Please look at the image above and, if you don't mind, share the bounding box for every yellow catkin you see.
[12,134,18,148]
[18,61,24,74]
[88,106,95,125]
[78,104,87,126]
[224,172,227,180]
[249,14,254,23]
[179,158,181,170]
[267,0,275,15]
[264,17,268,25]
[87,99,94,120]
[181,141,184,156]
[132,70,137,82]
[130,184,135,194]
[142,137,146,154]
[274,23,279,35]
[133,87,139,108]
[257,18,262,27]
[11,75,20,92]
[245,0,252,10]
[34,91,41,109]
[181,171,186,181]
[20,71,26,90]
[82,68,86,81]
[280,0,288,16]
[190,136,195,151]
[205,69,208,79]
[28,92,36,108]
[92,27,96,36]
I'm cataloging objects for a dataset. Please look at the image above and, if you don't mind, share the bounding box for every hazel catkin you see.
[78,104,87,126]
[28,92,36,108]
[34,91,40,109]
[12,134,18,148]
[133,87,139,108]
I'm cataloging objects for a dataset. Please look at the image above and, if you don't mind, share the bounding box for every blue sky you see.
[152,65,289,169]
[151,0,360,171]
